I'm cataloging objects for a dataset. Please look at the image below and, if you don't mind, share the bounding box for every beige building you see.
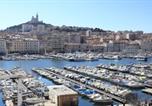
[86,35,102,45]
[46,34,64,52]
[64,43,105,52]
[48,85,78,106]
[64,43,80,52]
[8,38,39,54]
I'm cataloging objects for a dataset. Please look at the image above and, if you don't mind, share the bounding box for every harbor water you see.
[1,58,152,106]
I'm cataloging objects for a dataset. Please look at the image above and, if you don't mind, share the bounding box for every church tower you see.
[29,13,41,23]
[36,13,39,22]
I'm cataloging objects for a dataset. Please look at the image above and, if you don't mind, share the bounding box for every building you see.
[8,38,39,54]
[86,35,102,45]
[104,40,127,52]
[126,31,143,41]
[30,13,39,24]
[24,38,40,53]
[123,41,141,53]
[22,24,34,32]
[0,39,7,55]
[22,14,44,33]
[68,34,81,43]
[46,34,65,52]
[37,24,45,32]
[48,85,78,106]
[29,14,43,24]
[86,30,92,36]
[139,39,152,52]
[64,43,80,52]
[90,44,105,52]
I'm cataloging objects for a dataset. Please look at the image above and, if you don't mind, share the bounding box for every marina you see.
[0,67,79,106]
[0,58,152,106]
[97,64,152,78]
[1,1,152,105]
[0,68,51,106]
[0,52,151,62]
[64,66,145,89]
[32,68,125,105]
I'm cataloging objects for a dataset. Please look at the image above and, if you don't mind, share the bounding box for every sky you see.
[0,0,152,32]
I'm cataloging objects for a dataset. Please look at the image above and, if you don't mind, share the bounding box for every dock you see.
[32,68,127,104]
[97,64,152,79]
[64,67,145,89]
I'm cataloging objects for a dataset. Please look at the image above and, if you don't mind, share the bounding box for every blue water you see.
[0,58,152,106]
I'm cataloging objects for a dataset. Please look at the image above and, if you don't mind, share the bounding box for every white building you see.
[37,24,45,32]
[22,24,34,32]
[104,40,127,52]
[24,38,40,53]
[86,30,92,36]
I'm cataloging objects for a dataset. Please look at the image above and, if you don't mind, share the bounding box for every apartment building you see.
[0,39,7,54]
[8,38,39,54]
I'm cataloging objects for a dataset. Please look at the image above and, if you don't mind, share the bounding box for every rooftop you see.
[48,85,77,96]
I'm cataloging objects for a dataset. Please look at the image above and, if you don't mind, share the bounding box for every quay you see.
[32,68,127,105]
[97,65,151,78]
[64,67,145,89]
[97,63,152,79]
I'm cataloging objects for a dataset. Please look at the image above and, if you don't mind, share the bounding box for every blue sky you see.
[0,0,152,32]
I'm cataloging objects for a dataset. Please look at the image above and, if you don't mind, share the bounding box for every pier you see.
[32,68,127,105]
[97,64,152,79]
[64,67,145,89]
